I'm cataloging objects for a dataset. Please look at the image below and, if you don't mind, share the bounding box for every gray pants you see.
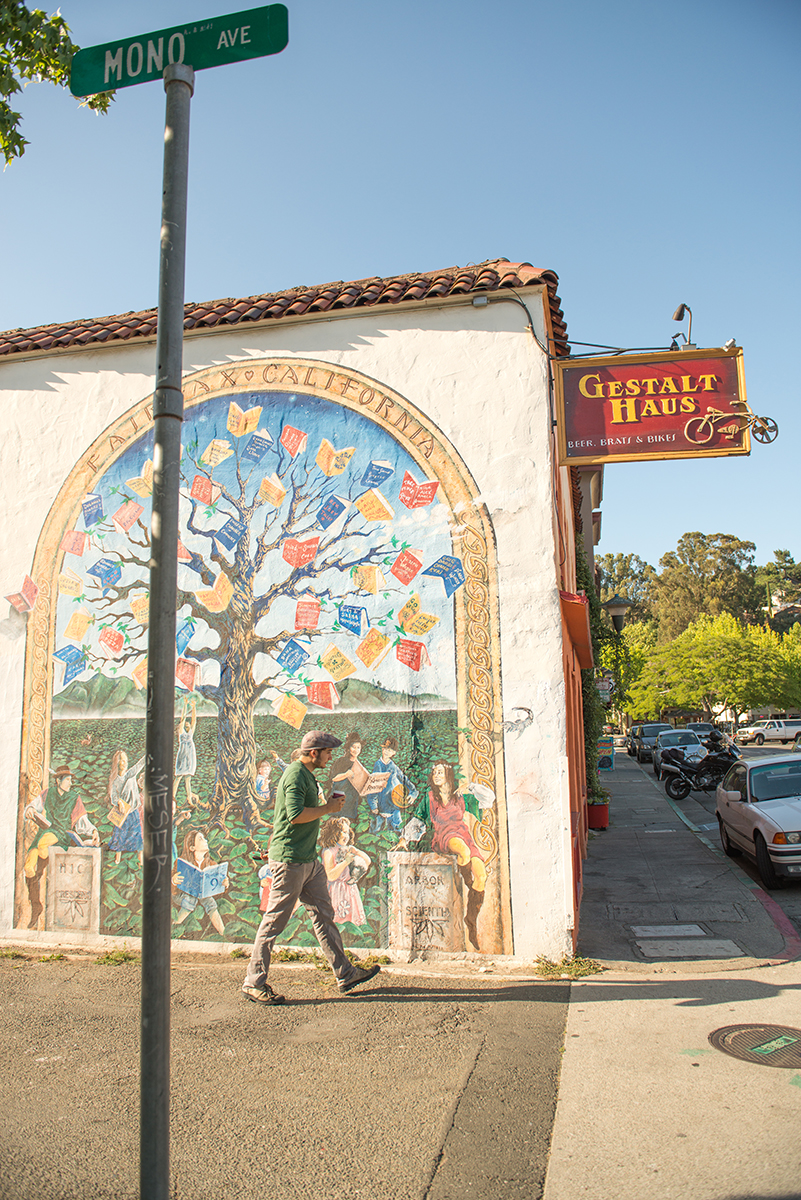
[244,859,354,990]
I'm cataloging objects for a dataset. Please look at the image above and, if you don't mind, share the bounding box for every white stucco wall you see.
[0,287,574,959]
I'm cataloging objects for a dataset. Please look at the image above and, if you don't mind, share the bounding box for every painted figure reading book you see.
[368,737,418,834]
[107,750,146,864]
[173,830,229,936]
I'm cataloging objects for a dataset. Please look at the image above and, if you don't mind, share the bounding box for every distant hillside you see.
[54,671,453,718]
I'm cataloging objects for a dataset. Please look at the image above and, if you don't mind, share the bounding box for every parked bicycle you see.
[684,401,778,446]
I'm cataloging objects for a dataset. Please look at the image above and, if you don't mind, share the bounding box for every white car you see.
[737,718,801,746]
[716,755,801,889]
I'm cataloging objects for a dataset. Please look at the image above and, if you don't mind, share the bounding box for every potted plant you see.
[587,786,611,830]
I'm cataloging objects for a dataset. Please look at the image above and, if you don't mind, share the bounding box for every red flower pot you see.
[587,802,609,830]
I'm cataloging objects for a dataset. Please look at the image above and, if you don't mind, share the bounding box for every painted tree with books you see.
[59,393,454,841]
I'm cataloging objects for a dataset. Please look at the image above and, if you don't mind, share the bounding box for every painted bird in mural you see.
[502,707,533,736]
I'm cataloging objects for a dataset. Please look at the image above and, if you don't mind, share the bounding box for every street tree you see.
[655,532,762,640]
[1,2,113,163]
[597,552,657,624]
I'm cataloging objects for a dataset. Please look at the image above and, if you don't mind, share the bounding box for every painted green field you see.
[50,708,459,948]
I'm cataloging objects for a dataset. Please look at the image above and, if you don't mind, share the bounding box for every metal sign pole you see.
[141,61,194,1200]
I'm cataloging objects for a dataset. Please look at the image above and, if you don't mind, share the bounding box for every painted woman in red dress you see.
[426,761,487,950]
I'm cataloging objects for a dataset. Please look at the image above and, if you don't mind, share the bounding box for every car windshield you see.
[748,722,768,730]
[660,732,700,746]
[642,724,672,737]
[749,764,801,802]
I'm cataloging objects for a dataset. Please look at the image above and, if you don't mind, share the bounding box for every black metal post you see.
[140,61,194,1200]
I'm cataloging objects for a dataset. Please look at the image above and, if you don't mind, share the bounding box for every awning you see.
[560,590,594,669]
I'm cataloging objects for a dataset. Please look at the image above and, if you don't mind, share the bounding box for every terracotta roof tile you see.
[0,258,569,359]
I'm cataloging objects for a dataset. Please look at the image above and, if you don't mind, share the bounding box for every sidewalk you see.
[544,752,801,1200]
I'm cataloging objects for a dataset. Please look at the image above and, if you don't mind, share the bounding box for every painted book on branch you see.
[81,493,104,527]
[54,645,87,687]
[176,858,228,899]
[280,425,307,457]
[175,657,199,691]
[305,681,340,710]
[99,626,125,658]
[60,530,88,556]
[276,639,311,674]
[259,472,286,507]
[194,571,234,613]
[130,593,149,626]
[215,517,247,551]
[399,470,439,509]
[316,438,355,477]
[390,548,423,585]
[200,438,234,468]
[316,494,349,530]
[63,609,91,642]
[5,574,38,613]
[283,537,319,568]
[227,401,262,437]
[360,460,394,488]
[356,628,391,670]
[396,639,430,671]
[190,475,221,505]
[354,488,395,522]
[398,594,440,636]
[320,643,356,682]
[272,692,308,729]
[131,657,149,690]
[295,597,322,629]
[422,554,466,598]
[176,619,195,657]
[57,569,82,599]
[177,540,192,563]
[126,459,153,497]
[243,429,274,463]
[87,559,122,590]
[351,563,386,594]
[338,604,368,636]
[112,499,144,532]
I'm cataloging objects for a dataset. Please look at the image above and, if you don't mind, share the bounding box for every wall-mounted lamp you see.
[602,594,632,633]
[672,303,695,350]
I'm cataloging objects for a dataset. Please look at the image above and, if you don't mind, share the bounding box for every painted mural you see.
[15,360,511,955]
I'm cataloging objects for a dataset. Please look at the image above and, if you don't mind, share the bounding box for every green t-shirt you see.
[269,760,323,863]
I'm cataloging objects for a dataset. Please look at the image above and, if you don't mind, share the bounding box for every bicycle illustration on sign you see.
[684,400,778,446]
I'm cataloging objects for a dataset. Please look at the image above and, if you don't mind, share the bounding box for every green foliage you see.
[0,946,27,959]
[1,2,114,164]
[597,552,657,623]
[96,946,139,965]
[655,532,762,641]
[627,612,789,723]
[534,954,603,978]
[575,535,610,799]
[39,952,66,961]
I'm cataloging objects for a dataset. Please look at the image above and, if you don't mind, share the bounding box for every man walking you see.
[242,730,381,1005]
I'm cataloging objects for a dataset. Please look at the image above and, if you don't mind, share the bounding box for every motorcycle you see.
[659,737,738,800]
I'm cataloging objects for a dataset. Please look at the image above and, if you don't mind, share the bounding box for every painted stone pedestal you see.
[46,847,101,934]
[387,851,465,955]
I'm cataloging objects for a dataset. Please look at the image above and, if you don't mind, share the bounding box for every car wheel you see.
[754,833,782,890]
[665,776,691,800]
[754,734,765,746]
[718,818,740,858]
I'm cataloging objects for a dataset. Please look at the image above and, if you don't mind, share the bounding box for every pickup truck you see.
[737,719,801,746]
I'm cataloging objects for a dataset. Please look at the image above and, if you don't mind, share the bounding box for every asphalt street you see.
[0,953,568,1200]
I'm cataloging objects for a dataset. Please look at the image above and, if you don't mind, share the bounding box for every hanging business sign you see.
[554,346,750,466]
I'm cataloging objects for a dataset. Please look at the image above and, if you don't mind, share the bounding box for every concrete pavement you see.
[2,751,801,1199]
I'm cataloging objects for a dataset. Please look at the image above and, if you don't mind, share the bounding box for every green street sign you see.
[69,3,288,97]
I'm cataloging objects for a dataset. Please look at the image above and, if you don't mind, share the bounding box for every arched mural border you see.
[17,357,511,953]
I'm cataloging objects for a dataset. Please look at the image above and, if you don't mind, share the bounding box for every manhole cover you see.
[708,1024,801,1068]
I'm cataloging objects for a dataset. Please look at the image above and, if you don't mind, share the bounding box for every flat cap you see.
[300,730,342,751]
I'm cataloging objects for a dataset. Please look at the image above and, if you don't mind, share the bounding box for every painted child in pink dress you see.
[320,817,371,927]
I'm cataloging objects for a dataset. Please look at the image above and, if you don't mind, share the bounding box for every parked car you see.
[737,719,801,746]
[632,722,673,763]
[626,726,641,757]
[716,755,801,888]
[684,722,717,736]
[652,729,707,777]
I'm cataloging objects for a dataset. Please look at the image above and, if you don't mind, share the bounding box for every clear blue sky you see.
[3,0,799,571]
